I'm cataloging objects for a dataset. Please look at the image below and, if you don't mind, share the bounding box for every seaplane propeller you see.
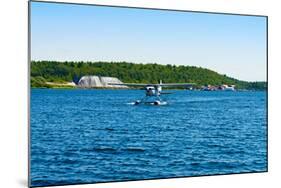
[108,80,194,105]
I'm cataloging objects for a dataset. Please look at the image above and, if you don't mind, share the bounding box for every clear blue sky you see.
[31,1,267,82]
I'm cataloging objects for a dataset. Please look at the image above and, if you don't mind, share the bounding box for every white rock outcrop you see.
[77,76,127,88]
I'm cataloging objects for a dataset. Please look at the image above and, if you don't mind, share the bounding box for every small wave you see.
[126,102,136,105]
[190,162,200,166]
[31,179,81,187]
[64,151,77,157]
[105,127,114,131]
[93,147,117,153]
[169,159,186,166]
[79,148,93,153]
[199,161,237,169]
[61,158,76,164]
[123,147,146,152]
[81,109,93,112]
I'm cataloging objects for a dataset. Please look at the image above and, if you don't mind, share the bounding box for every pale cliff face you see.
[78,76,127,88]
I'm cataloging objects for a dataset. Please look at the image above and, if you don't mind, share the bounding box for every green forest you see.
[30,61,267,90]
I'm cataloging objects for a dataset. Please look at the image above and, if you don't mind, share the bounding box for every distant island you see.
[30,61,267,90]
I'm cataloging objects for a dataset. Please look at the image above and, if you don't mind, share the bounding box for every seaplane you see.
[109,80,194,105]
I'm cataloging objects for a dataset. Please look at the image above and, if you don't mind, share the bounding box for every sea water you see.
[30,89,267,187]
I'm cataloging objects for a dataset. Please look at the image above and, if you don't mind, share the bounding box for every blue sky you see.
[31,1,267,81]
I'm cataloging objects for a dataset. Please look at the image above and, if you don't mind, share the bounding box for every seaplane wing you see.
[108,83,149,87]
[108,82,195,87]
[159,83,195,87]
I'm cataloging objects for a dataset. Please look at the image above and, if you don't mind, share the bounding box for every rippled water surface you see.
[30,89,267,187]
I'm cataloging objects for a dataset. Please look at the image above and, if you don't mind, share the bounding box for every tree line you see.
[30,61,267,90]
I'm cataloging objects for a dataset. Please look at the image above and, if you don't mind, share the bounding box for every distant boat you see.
[201,84,235,91]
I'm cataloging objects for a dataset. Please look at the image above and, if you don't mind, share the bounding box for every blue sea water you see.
[30,89,267,187]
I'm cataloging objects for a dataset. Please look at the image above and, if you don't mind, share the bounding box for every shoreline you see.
[30,87,266,92]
